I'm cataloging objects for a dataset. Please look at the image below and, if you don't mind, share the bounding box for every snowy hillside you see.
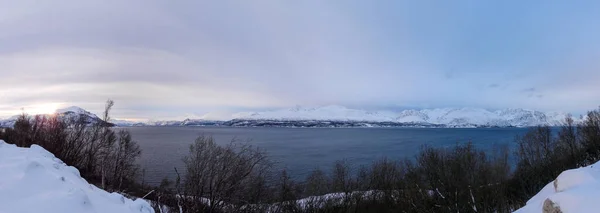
[131,119,223,126]
[111,119,147,127]
[514,161,600,213]
[234,106,575,127]
[0,140,154,213]
[0,115,20,127]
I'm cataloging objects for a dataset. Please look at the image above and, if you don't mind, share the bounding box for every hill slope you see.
[0,140,154,213]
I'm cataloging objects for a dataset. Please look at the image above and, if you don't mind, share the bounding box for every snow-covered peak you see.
[55,106,108,125]
[419,108,500,126]
[55,106,99,118]
[396,109,429,123]
[0,140,154,213]
[56,106,87,114]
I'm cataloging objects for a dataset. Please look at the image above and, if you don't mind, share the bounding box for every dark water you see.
[123,127,530,186]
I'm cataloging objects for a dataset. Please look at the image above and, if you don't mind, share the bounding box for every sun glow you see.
[23,103,62,115]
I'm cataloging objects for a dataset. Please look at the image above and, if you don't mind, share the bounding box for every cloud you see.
[0,47,296,119]
[488,84,500,88]
[1,0,600,118]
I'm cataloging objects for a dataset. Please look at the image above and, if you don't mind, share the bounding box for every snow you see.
[0,140,154,213]
[111,119,144,126]
[1,105,578,128]
[55,106,103,122]
[198,110,240,121]
[514,161,600,213]
[419,108,501,126]
[234,105,398,122]
[55,106,89,115]
[234,105,576,127]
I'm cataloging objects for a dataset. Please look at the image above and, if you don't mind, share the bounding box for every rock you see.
[543,198,562,213]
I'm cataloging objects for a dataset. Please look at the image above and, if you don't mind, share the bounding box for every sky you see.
[1,0,600,120]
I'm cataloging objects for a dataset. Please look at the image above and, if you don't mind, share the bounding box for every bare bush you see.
[181,135,272,213]
[110,130,142,190]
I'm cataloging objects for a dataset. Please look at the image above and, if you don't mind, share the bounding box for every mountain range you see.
[0,105,577,128]
[223,105,574,128]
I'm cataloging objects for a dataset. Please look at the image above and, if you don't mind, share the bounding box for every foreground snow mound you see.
[0,140,154,213]
[514,161,600,213]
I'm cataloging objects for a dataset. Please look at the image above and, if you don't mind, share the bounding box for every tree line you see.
[1,103,600,213]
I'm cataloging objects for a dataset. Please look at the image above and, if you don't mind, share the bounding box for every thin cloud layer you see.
[1,0,600,119]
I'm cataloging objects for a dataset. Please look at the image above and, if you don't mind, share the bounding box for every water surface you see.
[124,127,530,185]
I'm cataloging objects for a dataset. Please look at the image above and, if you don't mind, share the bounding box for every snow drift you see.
[514,161,600,213]
[0,140,154,213]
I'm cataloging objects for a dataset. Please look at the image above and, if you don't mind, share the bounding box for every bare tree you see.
[304,168,330,196]
[580,107,600,163]
[515,126,554,168]
[111,130,142,190]
[274,169,301,212]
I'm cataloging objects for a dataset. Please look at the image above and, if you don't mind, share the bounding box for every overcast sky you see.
[1,1,600,120]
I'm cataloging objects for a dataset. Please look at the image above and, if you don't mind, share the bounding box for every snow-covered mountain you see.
[110,119,147,127]
[0,106,113,127]
[0,105,578,128]
[124,119,223,127]
[231,106,576,128]
[232,105,399,122]
[56,106,112,126]
[0,115,19,127]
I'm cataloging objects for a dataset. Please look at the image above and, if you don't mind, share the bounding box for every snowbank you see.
[514,161,600,213]
[0,140,154,213]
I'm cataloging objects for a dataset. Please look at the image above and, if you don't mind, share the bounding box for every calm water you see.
[123,127,530,185]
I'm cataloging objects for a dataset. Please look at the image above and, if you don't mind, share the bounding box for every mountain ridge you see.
[0,105,579,128]
[227,106,575,127]
[124,105,579,128]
